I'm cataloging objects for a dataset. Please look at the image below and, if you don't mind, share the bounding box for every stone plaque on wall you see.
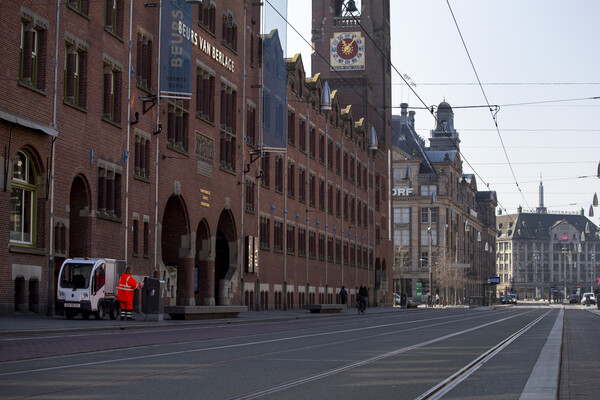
[195,132,214,178]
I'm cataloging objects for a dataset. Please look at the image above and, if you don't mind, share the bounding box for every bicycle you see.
[357,295,366,314]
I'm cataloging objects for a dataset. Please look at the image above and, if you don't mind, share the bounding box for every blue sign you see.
[160,0,193,98]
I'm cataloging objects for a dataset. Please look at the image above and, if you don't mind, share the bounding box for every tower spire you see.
[536,173,547,213]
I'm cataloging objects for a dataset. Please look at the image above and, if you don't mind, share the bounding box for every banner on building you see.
[261,0,288,151]
[160,0,193,99]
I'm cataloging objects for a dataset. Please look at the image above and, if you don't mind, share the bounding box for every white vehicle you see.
[57,258,126,320]
[581,292,596,305]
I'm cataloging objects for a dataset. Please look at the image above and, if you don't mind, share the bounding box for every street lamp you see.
[427,191,436,307]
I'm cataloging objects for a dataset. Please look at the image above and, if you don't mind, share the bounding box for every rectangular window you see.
[309,173,316,208]
[167,99,190,152]
[197,67,215,122]
[319,132,325,164]
[327,235,334,262]
[375,172,380,210]
[104,0,124,37]
[298,168,306,203]
[309,126,316,158]
[10,151,36,244]
[275,155,283,193]
[221,12,237,51]
[288,110,296,146]
[328,139,334,170]
[308,230,316,259]
[395,207,410,224]
[97,164,122,219]
[246,103,256,146]
[220,83,237,133]
[261,153,270,187]
[67,0,90,15]
[286,223,295,255]
[327,183,333,214]
[298,226,306,257]
[20,19,47,91]
[298,118,306,152]
[136,31,153,92]
[319,178,325,211]
[64,39,87,108]
[421,229,438,246]
[197,0,216,34]
[132,218,139,257]
[102,62,122,124]
[287,161,295,198]
[143,219,149,257]
[273,219,283,252]
[421,185,437,197]
[318,232,325,260]
[134,132,151,180]
[245,179,255,213]
[394,228,410,247]
[260,216,270,250]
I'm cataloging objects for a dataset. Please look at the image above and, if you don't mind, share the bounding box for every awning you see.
[0,109,58,137]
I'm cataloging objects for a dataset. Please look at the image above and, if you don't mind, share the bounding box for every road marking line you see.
[414,310,552,400]
[229,310,542,400]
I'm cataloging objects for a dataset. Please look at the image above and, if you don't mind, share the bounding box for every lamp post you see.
[427,192,436,307]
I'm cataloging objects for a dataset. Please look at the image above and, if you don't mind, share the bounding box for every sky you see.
[281,0,600,224]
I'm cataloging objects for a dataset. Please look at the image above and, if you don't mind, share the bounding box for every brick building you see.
[0,0,392,315]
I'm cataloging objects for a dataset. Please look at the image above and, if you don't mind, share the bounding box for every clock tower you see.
[312,0,391,146]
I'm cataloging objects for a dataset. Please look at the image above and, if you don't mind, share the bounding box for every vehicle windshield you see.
[59,263,93,289]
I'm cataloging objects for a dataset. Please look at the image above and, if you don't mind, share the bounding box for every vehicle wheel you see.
[65,310,76,320]
[109,302,120,320]
[95,303,105,320]
[81,311,90,320]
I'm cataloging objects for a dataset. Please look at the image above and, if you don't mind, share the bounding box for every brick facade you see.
[0,0,392,315]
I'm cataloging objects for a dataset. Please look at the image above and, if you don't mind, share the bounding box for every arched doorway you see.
[161,196,192,306]
[69,175,91,257]
[214,210,237,305]
[195,219,212,305]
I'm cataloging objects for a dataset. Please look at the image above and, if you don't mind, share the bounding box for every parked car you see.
[501,294,517,304]
[581,293,596,305]
[568,294,579,304]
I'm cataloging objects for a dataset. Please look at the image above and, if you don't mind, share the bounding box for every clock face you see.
[330,32,365,71]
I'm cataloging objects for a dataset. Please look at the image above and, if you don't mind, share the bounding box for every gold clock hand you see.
[342,37,357,54]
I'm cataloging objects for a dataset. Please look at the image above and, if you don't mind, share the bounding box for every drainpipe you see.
[47,0,61,316]
[124,0,134,264]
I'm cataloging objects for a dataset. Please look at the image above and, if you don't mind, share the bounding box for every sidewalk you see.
[0,305,405,335]
[1,303,597,336]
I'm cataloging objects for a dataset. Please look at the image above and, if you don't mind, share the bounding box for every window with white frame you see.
[10,151,36,244]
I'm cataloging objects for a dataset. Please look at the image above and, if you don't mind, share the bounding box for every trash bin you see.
[142,277,164,321]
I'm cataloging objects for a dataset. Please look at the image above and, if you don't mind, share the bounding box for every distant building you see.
[496,180,600,300]
[391,102,497,306]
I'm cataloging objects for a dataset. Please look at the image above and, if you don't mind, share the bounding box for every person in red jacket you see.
[117,266,141,320]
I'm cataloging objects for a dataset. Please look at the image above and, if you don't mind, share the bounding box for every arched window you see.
[10,150,36,244]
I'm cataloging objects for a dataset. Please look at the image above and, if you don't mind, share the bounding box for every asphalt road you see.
[0,307,565,400]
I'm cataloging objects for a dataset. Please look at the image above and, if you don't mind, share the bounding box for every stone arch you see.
[195,218,213,305]
[69,175,92,257]
[161,195,193,306]
[215,209,237,305]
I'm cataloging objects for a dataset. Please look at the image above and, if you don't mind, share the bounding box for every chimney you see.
[408,111,416,129]
[400,103,408,124]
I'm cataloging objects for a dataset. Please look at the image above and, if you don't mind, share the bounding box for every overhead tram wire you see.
[335,1,518,220]
[266,0,517,220]
[262,0,424,159]
[445,0,531,212]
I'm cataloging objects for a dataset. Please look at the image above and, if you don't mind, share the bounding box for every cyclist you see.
[357,284,368,314]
